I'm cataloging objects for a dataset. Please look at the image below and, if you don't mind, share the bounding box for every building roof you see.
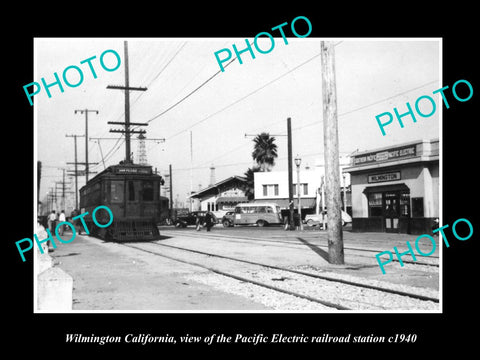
[189,175,247,199]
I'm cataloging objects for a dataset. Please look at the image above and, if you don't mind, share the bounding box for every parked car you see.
[304,211,352,227]
[221,211,235,227]
[212,210,228,223]
[175,211,208,228]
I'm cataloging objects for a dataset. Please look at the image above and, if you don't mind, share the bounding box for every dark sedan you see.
[174,211,208,228]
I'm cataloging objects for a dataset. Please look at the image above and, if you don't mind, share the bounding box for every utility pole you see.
[190,131,193,211]
[287,117,294,230]
[66,134,84,209]
[74,109,99,183]
[169,164,173,219]
[107,41,148,163]
[321,41,344,265]
[56,169,74,211]
[37,161,42,196]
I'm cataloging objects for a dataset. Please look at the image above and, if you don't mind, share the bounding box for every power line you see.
[145,56,238,124]
[89,43,187,169]
[165,52,322,141]
[290,79,439,133]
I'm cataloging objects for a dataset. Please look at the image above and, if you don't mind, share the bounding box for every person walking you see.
[195,214,202,231]
[46,210,56,251]
[47,210,56,234]
[58,210,66,236]
[205,212,214,232]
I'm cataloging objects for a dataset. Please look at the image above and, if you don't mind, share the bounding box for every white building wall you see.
[254,168,325,200]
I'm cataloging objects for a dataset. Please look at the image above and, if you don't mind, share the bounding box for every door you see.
[384,192,400,232]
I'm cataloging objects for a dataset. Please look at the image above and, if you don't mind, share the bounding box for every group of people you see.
[45,209,84,236]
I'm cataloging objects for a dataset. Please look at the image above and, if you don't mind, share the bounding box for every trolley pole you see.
[321,41,344,265]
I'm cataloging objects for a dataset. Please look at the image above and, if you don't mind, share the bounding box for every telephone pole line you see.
[74,109,99,183]
[107,40,148,163]
[55,168,74,211]
[65,134,84,209]
[321,41,344,265]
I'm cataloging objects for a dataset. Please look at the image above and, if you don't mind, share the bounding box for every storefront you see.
[343,139,439,234]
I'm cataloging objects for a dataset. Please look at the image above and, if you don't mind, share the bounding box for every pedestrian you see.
[58,210,66,236]
[205,212,214,232]
[195,215,202,231]
[47,210,56,251]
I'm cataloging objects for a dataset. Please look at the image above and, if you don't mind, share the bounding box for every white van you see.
[233,203,283,227]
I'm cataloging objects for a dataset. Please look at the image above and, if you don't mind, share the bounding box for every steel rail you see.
[146,240,439,303]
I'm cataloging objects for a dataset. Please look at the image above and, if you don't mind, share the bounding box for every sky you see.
[35,37,440,210]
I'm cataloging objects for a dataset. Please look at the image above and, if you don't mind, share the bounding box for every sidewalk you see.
[51,233,270,311]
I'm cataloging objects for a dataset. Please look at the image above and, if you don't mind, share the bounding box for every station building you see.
[189,176,248,212]
[343,139,439,234]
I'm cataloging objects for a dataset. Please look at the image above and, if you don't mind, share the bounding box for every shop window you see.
[263,185,268,196]
[412,197,424,217]
[368,192,383,217]
[274,184,279,196]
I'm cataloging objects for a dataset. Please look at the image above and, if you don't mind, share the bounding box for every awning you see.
[362,183,410,194]
[216,196,248,204]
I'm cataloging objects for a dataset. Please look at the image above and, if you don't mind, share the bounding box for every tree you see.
[252,132,278,171]
[242,166,260,200]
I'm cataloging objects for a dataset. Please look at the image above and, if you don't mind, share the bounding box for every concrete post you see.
[37,267,73,311]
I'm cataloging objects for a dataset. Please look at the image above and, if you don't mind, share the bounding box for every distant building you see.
[189,176,248,212]
[343,138,439,234]
[254,167,351,214]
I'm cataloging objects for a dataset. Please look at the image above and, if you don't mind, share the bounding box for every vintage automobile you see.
[221,211,235,227]
[174,211,209,228]
[304,211,352,227]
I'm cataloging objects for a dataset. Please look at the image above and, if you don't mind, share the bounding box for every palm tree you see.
[242,166,260,200]
[252,132,278,171]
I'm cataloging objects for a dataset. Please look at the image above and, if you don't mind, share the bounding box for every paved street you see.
[50,225,440,311]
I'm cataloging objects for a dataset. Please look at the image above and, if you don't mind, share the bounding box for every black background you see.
[6,4,477,355]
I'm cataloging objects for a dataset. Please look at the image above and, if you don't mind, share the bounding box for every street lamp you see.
[294,155,303,230]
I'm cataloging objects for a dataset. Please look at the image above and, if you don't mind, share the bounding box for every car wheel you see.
[307,219,315,226]
[257,220,266,227]
[222,220,230,228]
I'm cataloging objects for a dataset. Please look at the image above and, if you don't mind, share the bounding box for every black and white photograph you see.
[33,37,441,312]
[7,7,478,354]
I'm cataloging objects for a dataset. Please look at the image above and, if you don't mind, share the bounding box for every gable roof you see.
[189,175,247,199]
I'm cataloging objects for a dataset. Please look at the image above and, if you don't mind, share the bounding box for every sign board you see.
[354,145,416,165]
[114,166,152,174]
[368,171,401,183]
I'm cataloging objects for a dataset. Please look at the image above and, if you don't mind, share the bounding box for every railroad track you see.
[161,229,440,267]
[118,238,439,311]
